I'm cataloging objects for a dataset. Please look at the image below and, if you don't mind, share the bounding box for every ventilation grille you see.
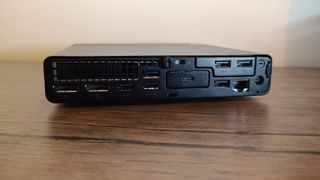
[52,59,159,82]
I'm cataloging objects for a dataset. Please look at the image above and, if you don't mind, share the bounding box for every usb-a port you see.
[237,60,253,67]
[143,71,160,79]
[214,80,230,88]
[143,81,160,90]
[215,61,231,68]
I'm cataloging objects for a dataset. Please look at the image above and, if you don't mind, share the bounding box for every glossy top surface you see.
[54,43,257,57]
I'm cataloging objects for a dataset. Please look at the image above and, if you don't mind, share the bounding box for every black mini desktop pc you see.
[43,44,272,103]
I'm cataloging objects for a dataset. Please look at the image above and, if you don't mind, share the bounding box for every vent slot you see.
[53,59,154,82]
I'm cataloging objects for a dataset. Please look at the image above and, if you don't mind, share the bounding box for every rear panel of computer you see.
[44,55,272,103]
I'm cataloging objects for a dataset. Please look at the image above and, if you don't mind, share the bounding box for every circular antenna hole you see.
[255,76,264,85]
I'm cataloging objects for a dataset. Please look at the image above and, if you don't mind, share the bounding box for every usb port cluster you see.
[143,71,160,90]
[215,60,253,68]
[211,58,255,76]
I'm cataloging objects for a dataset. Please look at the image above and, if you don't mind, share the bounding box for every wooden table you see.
[0,61,319,180]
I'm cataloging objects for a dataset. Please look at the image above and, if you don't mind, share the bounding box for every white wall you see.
[286,0,320,67]
[0,0,319,67]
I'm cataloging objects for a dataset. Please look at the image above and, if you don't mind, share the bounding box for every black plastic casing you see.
[44,54,272,103]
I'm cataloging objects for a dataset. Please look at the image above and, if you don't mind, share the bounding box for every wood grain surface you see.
[0,61,319,180]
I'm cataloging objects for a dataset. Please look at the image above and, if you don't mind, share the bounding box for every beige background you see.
[0,0,319,67]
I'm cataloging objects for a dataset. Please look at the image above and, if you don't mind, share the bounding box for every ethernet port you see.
[232,80,249,92]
